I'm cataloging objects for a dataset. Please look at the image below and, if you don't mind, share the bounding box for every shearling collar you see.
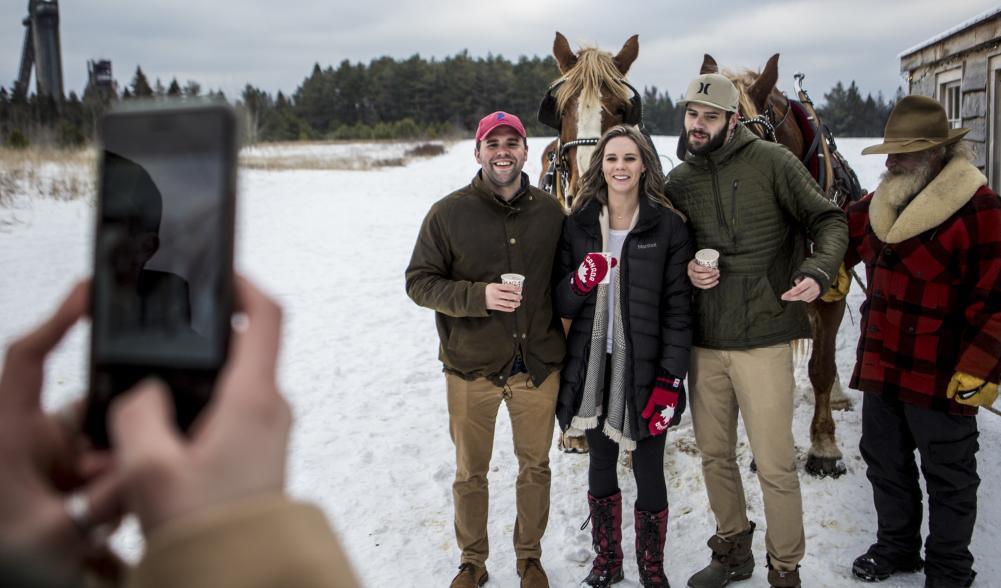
[870,157,987,243]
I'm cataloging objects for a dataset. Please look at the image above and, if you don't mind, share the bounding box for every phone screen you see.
[87,105,236,446]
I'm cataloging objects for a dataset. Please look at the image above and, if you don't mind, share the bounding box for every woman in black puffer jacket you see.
[554,126,692,587]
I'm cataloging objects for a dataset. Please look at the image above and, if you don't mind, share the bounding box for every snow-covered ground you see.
[1,136,998,587]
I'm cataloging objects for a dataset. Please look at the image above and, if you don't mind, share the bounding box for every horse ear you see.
[613,34,639,75]
[747,53,780,109]
[553,32,577,74]
[700,54,718,74]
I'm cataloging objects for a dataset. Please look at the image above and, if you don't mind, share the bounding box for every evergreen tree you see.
[167,78,182,97]
[130,67,154,99]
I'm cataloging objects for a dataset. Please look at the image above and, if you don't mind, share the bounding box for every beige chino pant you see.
[690,344,805,571]
[445,370,559,567]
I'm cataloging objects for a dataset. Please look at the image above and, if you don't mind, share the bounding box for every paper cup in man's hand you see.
[695,249,720,269]
[501,273,525,291]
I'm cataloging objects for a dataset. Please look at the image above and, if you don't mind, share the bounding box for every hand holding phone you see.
[110,277,291,532]
[0,281,125,581]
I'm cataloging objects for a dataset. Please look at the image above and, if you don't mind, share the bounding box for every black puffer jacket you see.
[554,197,693,439]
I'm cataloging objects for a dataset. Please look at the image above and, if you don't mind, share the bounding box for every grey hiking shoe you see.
[686,522,756,588]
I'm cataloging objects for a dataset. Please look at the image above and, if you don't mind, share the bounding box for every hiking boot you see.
[851,549,923,582]
[517,558,549,588]
[450,562,488,588]
[686,522,755,588]
[635,506,670,587]
[765,556,800,588]
[583,491,624,587]
[925,570,976,588]
[767,567,800,588]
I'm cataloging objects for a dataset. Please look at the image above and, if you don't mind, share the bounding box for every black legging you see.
[585,355,668,512]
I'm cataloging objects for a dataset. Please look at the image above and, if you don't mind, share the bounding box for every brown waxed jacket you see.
[406,172,566,386]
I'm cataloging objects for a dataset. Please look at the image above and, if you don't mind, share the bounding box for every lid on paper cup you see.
[501,273,526,284]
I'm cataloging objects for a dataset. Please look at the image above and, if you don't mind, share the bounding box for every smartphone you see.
[84,102,237,447]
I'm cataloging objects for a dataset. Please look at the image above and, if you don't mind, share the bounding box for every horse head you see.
[701,53,804,159]
[539,32,641,208]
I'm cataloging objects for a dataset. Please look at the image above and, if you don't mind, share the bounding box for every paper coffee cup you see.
[501,273,525,289]
[598,253,613,284]
[695,248,720,269]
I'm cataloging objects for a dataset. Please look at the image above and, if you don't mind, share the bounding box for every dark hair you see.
[573,125,684,220]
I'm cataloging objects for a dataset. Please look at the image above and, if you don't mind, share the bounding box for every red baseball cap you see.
[475,111,527,142]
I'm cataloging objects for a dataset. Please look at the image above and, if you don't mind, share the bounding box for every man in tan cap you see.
[845,95,1001,588]
[666,73,848,588]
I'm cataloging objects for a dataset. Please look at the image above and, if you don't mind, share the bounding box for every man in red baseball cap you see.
[406,111,565,588]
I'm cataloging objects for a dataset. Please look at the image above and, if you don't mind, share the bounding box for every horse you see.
[536,33,645,453]
[536,32,643,210]
[699,53,861,478]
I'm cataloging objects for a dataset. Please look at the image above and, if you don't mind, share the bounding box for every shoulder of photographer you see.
[132,495,359,588]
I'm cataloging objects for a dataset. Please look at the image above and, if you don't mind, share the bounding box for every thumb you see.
[109,379,185,476]
[641,394,655,419]
[946,374,960,399]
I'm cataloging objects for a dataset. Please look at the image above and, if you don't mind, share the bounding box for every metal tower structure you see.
[84,59,116,103]
[14,0,64,100]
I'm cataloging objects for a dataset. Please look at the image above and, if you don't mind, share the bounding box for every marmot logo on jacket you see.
[636,241,658,249]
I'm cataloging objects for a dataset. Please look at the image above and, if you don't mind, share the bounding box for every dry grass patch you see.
[239,154,407,171]
[405,143,447,157]
[0,147,96,204]
[239,140,450,171]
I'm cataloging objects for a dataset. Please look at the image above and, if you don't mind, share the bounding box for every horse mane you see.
[721,68,763,120]
[554,47,633,116]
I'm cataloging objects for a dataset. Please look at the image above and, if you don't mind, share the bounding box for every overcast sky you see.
[3,0,998,107]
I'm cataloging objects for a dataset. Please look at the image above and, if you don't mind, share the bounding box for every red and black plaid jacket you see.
[845,185,1001,415]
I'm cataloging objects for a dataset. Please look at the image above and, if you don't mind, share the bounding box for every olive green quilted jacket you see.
[665,125,848,349]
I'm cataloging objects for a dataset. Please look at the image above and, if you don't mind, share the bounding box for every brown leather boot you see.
[517,558,549,588]
[766,561,801,588]
[450,562,488,587]
[686,522,755,588]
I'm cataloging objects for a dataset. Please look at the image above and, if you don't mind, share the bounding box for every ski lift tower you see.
[14,0,64,101]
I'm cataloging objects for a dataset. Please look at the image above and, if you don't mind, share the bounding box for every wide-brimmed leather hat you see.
[862,95,970,155]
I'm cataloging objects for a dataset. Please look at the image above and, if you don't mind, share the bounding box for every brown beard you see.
[679,127,728,157]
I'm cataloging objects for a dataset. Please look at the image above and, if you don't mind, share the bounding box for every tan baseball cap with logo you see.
[678,73,740,113]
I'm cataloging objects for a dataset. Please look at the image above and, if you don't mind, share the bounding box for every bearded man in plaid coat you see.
[844,95,1001,588]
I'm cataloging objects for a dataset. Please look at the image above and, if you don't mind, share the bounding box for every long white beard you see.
[878,164,937,210]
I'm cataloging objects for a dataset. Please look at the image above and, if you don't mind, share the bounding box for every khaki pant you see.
[446,370,559,567]
[690,345,805,571]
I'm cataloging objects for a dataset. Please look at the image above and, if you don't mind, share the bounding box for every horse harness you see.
[738,98,792,143]
[740,92,862,210]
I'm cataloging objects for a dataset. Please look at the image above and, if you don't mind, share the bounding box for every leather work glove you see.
[571,252,616,296]
[820,263,851,302]
[946,372,999,408]
[642,372,684,436]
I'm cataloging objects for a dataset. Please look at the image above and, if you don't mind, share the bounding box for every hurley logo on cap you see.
[697,82,711,95]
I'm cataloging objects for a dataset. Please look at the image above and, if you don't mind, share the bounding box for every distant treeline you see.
[0,51,900,148]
